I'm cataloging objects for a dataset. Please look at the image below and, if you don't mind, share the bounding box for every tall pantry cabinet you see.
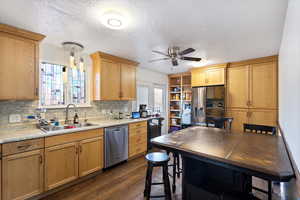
[226,56,278,132]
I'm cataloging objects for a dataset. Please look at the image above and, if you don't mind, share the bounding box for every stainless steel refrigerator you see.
[192,86,225,125]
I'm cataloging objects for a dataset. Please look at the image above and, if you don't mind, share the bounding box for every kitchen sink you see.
[40,123,98,133]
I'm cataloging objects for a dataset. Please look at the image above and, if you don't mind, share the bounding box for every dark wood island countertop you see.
[151,126,294,182]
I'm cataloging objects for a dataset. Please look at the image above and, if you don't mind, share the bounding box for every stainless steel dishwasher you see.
[104,125,128,168]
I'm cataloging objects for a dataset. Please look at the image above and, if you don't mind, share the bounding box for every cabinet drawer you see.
[3,138,44,156]
[45,129,103,147]
[129,121,147,130]
[129,134,147,145]
[129,142,147,157]
[130,127,147,136]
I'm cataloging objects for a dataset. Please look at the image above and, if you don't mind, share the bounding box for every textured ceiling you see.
[0,0,288,74]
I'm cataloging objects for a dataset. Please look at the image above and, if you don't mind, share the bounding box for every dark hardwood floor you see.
[41,155,292,200]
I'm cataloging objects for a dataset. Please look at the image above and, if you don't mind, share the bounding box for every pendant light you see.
[62,42,85,72]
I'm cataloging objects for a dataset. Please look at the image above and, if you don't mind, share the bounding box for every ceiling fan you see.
[149,47,202,66]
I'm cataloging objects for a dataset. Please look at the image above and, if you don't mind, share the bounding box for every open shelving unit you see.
[168,72,192,132]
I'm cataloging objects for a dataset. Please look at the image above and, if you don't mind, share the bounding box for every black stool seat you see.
[144,152,172,200]
[145,152,170,164]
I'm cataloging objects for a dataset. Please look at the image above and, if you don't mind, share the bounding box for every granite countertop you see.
[0,117,160,144]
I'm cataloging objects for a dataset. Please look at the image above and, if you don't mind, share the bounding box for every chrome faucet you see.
[65,104,77,124]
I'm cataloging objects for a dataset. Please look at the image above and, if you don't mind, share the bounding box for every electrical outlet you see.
[9,114,22,123]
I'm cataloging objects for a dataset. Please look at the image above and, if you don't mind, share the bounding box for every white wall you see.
[136,68,169,134]
[279,0,300,170]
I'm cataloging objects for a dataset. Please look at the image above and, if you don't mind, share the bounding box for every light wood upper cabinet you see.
[206,68,225,86]
[45,142,79,191]
[79,137,103,177]
[250,62,277,109]
[91,51,138,101]
[227,58,278,110]
[100,59,121,100]
[120,64,136,100]
[2,149,44,200]
[191,68,206,87]
[226,65,250,108]
[0,24,45,100]
[191,64,226,87]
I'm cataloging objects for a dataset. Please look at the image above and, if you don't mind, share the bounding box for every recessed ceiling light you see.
[107,18,122,27]
[101,11,127,30]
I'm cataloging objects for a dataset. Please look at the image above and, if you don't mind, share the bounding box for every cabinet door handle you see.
[79,145,82,153]
[35,88,39,96]
[75,146,78,154]
[17,144,31,150]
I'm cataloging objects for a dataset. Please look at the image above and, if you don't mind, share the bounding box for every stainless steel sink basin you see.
[40,123,98,133]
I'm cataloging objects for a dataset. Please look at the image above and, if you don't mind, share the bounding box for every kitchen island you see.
[151,126,295,200]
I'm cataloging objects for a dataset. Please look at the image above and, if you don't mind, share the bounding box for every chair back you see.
[243,123,276,135]
[206,117,233,131]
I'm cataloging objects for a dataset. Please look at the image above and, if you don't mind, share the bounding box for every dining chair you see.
[243,123,277,200]
[206,117,233,131]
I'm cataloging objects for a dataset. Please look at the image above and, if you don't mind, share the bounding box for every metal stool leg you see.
[268,180,272,200]
[144,163,153,200]
[163,163,172,200]
[172,153,176,193]
[176,154,181,178]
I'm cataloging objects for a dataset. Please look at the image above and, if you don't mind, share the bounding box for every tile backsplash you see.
[0,100,132,128]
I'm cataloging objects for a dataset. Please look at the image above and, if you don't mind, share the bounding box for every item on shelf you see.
[175,94,180,100]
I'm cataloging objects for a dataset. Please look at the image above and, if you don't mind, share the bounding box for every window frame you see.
[38,62,91,109]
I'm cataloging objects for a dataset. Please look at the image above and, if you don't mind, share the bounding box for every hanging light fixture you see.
[62,42,85,71]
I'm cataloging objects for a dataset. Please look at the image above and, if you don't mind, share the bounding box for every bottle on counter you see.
[73,113,79,124]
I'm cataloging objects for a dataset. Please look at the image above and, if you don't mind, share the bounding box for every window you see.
[154,87,164,114]
[68,68,86,104]
[40,62,88,107]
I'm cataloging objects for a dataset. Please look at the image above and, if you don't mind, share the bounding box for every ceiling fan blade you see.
[181,57,202,62]
[172,59,178,66]
[152,50,169,57]
[148,58,170,63]
[179,48,195,55]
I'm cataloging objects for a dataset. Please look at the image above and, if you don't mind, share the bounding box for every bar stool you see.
[167,151,182,193]
[144,152,172,200]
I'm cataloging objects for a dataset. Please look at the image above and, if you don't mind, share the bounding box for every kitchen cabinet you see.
[226,59,277,110]
[45,129,104,190]
[120,63,136,100]
[226,109,249,133]
[250,62,277,109]
[2,149,44,200]
[226,56,278,129]
[45,142,79,191]
[191,64,226,87]
[79,136,103,177]
[226,109,277,133]
[248,109,277,127]
[0,24,45,100]
[129,122,147,158]
[226,65,250,108]
[91,51,138,101]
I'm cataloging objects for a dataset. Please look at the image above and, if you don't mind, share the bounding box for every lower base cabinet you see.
[2,149,44,200]
[45,130,104,191]
[45,142,79,191]
[226,109,277,132]
[79,137,103,177]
